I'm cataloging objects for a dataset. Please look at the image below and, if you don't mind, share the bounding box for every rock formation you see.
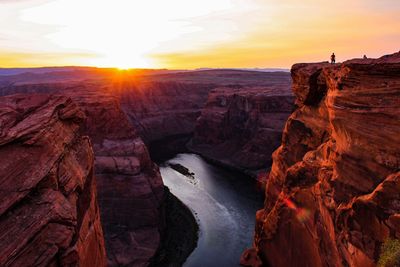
[190,86,293,175]
[70,92,166,267]
[243,52,400,266]
[117,81,214,144]
[0,94,106,266]
[0,88,167,266]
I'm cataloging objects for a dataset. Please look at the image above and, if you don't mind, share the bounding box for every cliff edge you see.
[243,52,400,267]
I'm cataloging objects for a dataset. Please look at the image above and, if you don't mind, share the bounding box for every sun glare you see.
[19,0,236,69]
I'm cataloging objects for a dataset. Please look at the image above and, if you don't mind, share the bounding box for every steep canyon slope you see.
[70,91,166,266]
[0,85,167,266]
[242,52,400,267]
[190,86,293,174]
[0,94,106,267]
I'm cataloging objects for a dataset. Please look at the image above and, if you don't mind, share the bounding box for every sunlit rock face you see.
[0,94,106,267]
[245,52,400,267]
[190,86,293,174]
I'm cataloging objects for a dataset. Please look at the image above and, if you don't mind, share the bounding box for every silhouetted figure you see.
[363,55,367,59]
[331,53,336,64]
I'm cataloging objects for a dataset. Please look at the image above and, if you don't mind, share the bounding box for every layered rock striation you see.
[0,94,106,267]
[244,52,400,267]
[190,86,293,175]
[117,81,214,144]
[71,92,166,267]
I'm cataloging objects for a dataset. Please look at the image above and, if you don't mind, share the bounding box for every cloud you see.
[0,50,98,67]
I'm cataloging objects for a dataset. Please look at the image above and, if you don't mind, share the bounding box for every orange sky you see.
[0,0,399,69]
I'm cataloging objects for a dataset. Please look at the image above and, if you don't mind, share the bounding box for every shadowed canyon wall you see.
[110,70,291,165]
[190,86,293,175]
[0,86,167,266]
[117,81,213,144]
[242,52,400,267]
[0,94,106,267]
[73,92,166,266]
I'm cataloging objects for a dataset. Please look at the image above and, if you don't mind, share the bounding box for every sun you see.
[19,0,236,69]
[93,53,155,70]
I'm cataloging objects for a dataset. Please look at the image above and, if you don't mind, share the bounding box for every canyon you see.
[0,52,398,267]
[0,69,292,169]
[242,52,400,267]
[0,69,292,266]
[190,86,293,175]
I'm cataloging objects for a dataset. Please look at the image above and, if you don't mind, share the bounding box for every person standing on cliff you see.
[331,53,336,64]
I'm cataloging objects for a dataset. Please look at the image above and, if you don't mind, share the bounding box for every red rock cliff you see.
[0,94,106,267]
[70,92,165,267]
[243,53,400,267]
[190,86,293,174]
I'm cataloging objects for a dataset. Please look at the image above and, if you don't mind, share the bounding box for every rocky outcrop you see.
[0,94,106,266]
[68,92,166,267]
[190,86,293,175]
[243,52,400,267]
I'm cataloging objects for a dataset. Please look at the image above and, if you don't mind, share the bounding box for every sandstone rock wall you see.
[0,94,106,267]
[0,89,166,266]
[71,92,165,267]
[117,81,213,143]
[190,86,293,174]
[245,53,400,267]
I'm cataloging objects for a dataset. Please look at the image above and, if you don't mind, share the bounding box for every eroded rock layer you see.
[0,94,106,267]
[190,86,293,174]
[117,81,213,144]
[244,52,400,267]
[71,92,165,267]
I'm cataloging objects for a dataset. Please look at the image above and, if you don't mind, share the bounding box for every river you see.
[159,153,263,267]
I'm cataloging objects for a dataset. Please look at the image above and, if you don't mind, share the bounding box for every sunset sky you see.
[0,0,399,69]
